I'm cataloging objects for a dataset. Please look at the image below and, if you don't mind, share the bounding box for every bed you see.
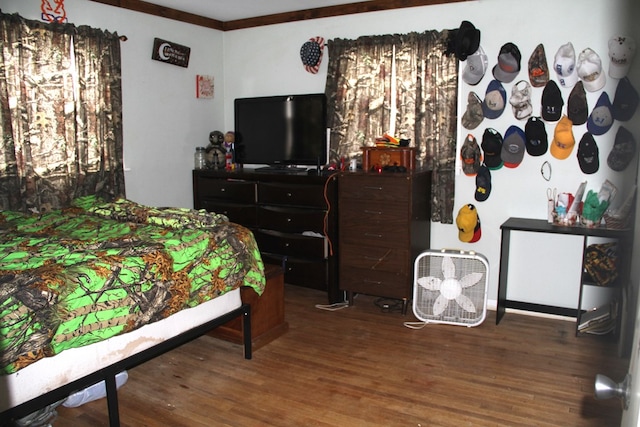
[0,196,265,425]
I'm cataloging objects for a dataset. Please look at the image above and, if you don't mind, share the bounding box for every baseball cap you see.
[456,204,480,243]
[550,115,575,160]
[528,44,549,88]
[612,77,639,122]
[462,46,489,85]
[481,128,503,170]
[554,42,579,88]
[608,35,636,79]
[474,165,491,202]
[482,80,507,119]
[462,91,484,129]
[577,48,606,92]
[460,134,482,176]
[587,92,614,136]
[509,80,533,120]
[541,80,564,122]
[492,42,522,83]
[453,21,481,61]
[501,126,526,168]
[525,116,548,156]
[567,81,588,125]
[607,126,636,172]
[577,132,599,174]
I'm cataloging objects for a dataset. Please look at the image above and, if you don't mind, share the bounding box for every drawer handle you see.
[364,232,383,238]
[364,209,382,215]
[363,255,382,261]
[364,186,383,191]
[286,192,292,197]
[220,188,226,192]
[363,279,382,285]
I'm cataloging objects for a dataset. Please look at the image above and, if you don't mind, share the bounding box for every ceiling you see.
[140,0,373,22]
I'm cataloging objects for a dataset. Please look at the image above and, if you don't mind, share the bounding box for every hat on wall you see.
[481,127,503,170]
[509,80,533,120]
[525,116,548,156]
[501,126,526,168]
[541,80,564,122]
[587,92,614,136]
[482,80,507,119]
[607,126,636,172]
[454,21,481,61]
[474,165,492,202]
[567,81,588,125]
[550,115,575,160]
[460,134,482,176]
[462,46,489,85]
[612,77,639,121]
[577,48,606,92]
[462,91,484,129]
[300,36,325,74]
[456,204,481,243]
[608,35,636,79]
[492,42,521,83]
[577,132,599,174]
[554,42,579,88]
[528,44,549,88]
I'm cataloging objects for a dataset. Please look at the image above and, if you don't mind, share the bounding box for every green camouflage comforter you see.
[0,196,265,374]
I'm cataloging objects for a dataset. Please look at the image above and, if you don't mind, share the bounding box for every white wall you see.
[3,0,638,311]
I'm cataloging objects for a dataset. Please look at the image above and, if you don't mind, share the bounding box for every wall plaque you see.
[152,38,190,68]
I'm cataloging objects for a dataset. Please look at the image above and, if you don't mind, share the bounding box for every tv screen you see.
[234,93,327,168]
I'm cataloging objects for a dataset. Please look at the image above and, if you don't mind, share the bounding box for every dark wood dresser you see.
[338,169,432,313]
[193,169,340,304]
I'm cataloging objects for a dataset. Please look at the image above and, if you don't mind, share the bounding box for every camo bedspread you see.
[0,196,265,375]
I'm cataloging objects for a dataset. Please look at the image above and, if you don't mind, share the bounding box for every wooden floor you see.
[55,285,628,427]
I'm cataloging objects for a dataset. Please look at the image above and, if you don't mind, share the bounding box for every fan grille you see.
[413,251,489,327]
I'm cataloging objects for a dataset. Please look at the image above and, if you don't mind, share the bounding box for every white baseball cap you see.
[553,42,579,88]
[577,48,606,92]
[462,46,489,86]
[608,35,636,79]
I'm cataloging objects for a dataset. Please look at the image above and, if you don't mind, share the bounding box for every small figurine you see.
[223,131,236,171]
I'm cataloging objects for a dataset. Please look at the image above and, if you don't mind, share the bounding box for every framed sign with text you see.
[152,38,190,68]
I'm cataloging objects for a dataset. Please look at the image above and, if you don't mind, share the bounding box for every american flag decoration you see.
[300,36,325,74]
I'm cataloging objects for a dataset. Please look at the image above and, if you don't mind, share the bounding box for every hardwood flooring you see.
[54,285,628,426]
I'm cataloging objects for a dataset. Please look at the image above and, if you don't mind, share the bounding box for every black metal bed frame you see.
[0,303,252,427]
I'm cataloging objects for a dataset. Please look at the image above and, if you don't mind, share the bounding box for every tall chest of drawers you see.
[338,170,431,313]
[193,169,340,304]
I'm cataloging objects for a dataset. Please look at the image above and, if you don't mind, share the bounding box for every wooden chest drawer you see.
[199,200,257,226]
[257,205,326,233]
[254,229,326,258]
[195,177,256,203]
[339,175,410,202]
[340,243,409,274]
[261,254,328,291]
[258,182,327,208]
[340,267,409,299]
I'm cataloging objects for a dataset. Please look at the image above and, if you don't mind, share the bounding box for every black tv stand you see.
[255,165,308,174]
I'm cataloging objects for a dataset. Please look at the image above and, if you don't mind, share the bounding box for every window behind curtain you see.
[325,31,458,224]
[0,12,124,213]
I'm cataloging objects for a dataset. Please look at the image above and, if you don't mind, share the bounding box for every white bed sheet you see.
[0,288,242,412]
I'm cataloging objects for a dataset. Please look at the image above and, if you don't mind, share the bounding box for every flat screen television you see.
[234,93,327,170]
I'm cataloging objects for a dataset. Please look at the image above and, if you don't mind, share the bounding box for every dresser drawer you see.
[258,182,327,208]
[339,175,410,202]
[195,177,256,203]
[199,200,257,226]
[257,205,325,233]
[340,243,409,274]
[340,267,409,299]
[261,254,328,291]
[254,229,326,259]
[339,213,410,249]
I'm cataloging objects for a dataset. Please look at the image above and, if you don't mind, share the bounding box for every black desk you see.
[496,217,629,325]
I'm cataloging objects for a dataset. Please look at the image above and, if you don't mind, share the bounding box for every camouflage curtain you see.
[325,31,458,224]
[0,12,124,212]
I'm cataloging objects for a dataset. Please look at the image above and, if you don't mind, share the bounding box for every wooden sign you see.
[152,38,190,68]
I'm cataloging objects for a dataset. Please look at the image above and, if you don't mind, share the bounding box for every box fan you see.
[412,249,489,327]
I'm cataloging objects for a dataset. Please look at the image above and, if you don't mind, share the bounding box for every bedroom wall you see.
[3,0,638,312]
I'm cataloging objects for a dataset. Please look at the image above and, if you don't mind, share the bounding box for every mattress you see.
[0,287,241,412]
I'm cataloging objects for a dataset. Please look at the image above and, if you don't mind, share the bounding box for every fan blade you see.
[417,276,441,291]
[442,256,455,279]
[455,294,477,313]
[459,272,483,288]
[433,294,449,316]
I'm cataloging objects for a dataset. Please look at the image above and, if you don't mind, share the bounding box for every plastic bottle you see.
[194,146,206,170]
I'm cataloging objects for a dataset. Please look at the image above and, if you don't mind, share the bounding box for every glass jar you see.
[194,146,206,170]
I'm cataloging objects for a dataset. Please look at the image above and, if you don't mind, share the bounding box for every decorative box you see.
[362,147,416,171]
